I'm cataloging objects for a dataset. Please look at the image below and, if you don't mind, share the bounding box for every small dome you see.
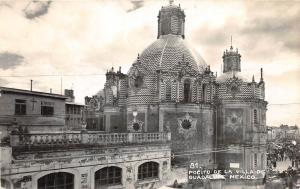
[128,35,207,75]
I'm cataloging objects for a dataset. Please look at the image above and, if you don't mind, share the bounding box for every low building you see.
[0,87,67,140]
[1,131,171,189]
[267,125,299,141]
[0,87,171,189]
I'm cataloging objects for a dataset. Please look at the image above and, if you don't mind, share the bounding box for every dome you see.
[129,34,207,75]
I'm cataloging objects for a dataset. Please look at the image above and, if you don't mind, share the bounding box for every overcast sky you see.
[0,0,299,126]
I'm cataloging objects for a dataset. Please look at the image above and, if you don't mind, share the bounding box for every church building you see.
[0,1,269,189]
[86,0,267,172]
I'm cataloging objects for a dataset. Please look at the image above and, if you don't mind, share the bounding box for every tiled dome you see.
[129,34,207,75]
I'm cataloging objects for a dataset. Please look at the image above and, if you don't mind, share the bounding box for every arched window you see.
[183,79,191,103]
[138,162,159,180]
[254,153,257,168]
[166,80,171,101]
[134,76,143,88]
[38,172,74,189]
[95,166,122,188]
[254,109,258,124]
[202,84,206,103]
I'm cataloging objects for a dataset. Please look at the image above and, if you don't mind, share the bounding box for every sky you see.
[0,0,299,126]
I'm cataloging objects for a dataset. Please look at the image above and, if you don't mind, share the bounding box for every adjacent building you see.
[1,132,171,189]
[84,94,105,131]
[0,87,171,189]
[64,89,86,130]
[267,124,299,141]
[0,87,67,139]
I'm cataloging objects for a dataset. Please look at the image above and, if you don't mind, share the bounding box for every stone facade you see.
[85,1,268,171]
[0,1,268,189]
[1,132,171,189]
[215,45,267,172]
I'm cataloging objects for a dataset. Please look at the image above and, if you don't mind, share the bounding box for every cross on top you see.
[169,0,174,5]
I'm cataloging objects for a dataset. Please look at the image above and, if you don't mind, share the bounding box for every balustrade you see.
[10,132,170,147]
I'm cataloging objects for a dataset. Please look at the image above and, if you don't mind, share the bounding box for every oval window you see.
[182,119,191,129]
[133,122,140,131]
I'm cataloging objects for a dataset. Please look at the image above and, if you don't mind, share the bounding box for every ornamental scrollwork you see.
[177,113,197,139]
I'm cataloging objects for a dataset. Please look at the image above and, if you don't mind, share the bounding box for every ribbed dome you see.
[129,34,207,75]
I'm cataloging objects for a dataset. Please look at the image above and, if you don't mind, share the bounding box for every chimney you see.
[30,80,33,91]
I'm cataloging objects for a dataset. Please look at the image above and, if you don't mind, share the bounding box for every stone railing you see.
[10,131,171,147]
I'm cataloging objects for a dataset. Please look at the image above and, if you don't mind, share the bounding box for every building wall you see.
[216,101,267,171]
[0,93,65,138]
[161,104,214,165]
[104,107,127,132]
[65,104,84,130]
[1,145,171,189]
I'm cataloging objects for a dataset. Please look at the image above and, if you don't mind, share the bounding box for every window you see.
[41,101,54,116]
[183,79,191,103]
[254,153,257,168]
[181,119,191,130]
[254,109,258,124]
[202,84,207,103]
[15,99,26,115]
[138,162,159,180]
[38,172,74,189]
[166,81,171,101]
[95,166,122,187]
[133,122,140,131]
[134,76,143,88]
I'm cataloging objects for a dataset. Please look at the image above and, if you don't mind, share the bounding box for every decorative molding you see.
[128,120,144,132]
[177,113,197,139]
[226,76,242,98]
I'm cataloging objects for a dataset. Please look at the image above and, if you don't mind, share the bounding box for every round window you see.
[133,122,140,131]
[182,119,191,130]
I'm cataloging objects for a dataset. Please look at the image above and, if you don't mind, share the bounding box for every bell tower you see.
[157,0,185,39]
[222,37,241,73]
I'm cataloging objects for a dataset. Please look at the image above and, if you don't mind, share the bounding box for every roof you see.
[0,87,68,99]
[65,101,86,106]
[128,34,207,75]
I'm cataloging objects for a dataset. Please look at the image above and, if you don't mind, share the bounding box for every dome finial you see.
[137,53,141,63]
[158,0,185,39]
